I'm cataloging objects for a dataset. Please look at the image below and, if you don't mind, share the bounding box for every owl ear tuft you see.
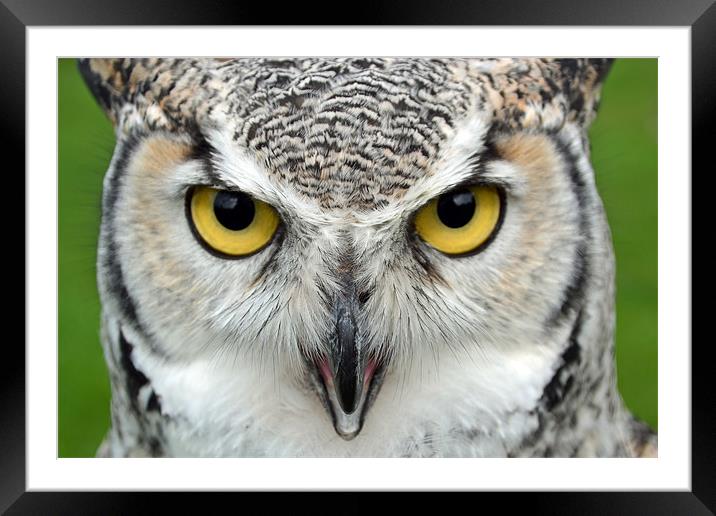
[78,58,138,125]
[552,58,615,127]
[78,58,210,131]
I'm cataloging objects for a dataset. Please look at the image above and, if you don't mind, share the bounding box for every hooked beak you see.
[316,355,384,440]
[311,277,385,440]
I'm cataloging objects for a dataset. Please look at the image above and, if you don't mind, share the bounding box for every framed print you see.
[7,0,710,512]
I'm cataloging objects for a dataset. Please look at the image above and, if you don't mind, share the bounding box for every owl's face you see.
[84,58,614,446]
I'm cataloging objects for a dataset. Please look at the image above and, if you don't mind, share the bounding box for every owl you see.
[79,57,656,458]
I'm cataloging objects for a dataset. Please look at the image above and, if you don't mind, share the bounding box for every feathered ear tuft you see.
[78,58,142,125]
[78,59,122,123]
[552,58,615,127]
[77,58,212,132]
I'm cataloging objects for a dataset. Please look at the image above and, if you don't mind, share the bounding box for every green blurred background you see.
[58,58,658,457]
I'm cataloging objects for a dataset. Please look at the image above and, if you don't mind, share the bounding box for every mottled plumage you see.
[80,57,656,457]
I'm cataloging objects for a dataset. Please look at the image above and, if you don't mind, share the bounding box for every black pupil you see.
[437,189,476,228]
[213,190,255,231]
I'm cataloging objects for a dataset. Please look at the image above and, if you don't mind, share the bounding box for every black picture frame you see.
[5,0,709,512]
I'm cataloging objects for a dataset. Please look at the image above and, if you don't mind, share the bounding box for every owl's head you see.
[82,58,615,443]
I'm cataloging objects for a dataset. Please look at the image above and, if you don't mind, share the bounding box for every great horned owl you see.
[79,57,656,457]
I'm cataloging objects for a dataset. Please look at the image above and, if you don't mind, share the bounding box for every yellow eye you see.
[188,186,280,257]
[414,185,503,256]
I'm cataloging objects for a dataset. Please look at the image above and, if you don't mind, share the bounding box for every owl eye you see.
[188,186,280,257]
[413,185,503,256]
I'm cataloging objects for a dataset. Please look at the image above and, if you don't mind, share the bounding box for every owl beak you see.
[313,278,385,440]
[317,354,383,441]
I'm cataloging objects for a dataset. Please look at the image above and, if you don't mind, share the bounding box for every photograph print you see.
[58,57,658,458]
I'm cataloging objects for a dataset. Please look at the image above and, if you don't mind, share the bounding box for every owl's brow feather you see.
[436,138,517,195]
